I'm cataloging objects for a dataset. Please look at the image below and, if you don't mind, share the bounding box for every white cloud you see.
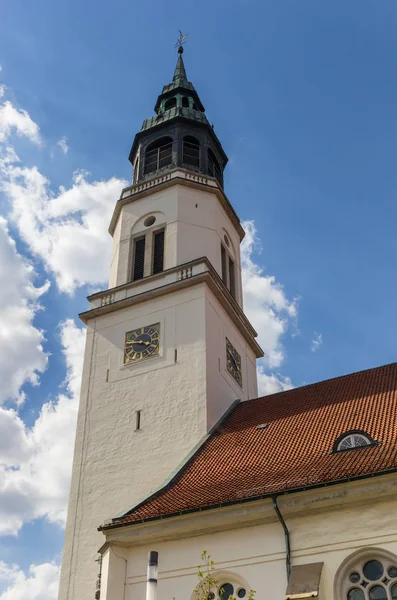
[0,218,49,404]
[0,319,85,535]
[1,159,126,293]
[257,366,293,396]
[0,562,60,600]
[0,80,124,297]
[311,331,323,353]
[0,66,5,99]
[56,136,69,155]
[241,220,297,394]
[0,101,40,145]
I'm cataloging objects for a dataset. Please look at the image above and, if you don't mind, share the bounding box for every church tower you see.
[58,46,262,600]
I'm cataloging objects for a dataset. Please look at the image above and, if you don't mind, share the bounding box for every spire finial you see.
[175,30,188,51]
[173,31,188,82]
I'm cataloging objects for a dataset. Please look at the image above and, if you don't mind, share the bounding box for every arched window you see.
[335,549,397,600]
[183,135,200,168]
[144,137,173,175]
[164,97,177,110]
[191,580,249,600]
[333,430,375,453]
[182,96,189,108]
[208,148,222,183]
[217,583,248,599]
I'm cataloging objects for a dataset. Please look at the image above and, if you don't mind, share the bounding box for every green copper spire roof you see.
[153,46,205,114]
[129,43,229,179]
[173,46,188,84]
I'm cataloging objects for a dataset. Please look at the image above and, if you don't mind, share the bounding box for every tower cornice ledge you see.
[109,168,245,240]
[79,257,263,358]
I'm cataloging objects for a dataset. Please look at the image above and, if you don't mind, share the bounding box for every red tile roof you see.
[104,363,397,529]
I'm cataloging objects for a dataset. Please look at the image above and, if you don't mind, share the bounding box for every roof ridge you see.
[251,361,397,404]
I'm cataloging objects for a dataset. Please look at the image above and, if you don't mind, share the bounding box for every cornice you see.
[108,169,244,241]
[101,473,397,547]
[79,258,263,358]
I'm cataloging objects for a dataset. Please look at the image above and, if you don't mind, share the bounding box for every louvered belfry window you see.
[133,237,145,281]
[144,137,173,175]
[229,257,236,299]
[152,229,165,275]
[182,136,200,168]
[220,242,237,300]
[221,244,227,284]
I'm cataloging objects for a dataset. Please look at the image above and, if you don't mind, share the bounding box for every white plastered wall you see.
[59,285,209,600]
[205,286,258,429]
[102,493,397,600]
[108,184,243,307]
[59,285,258,600]
[59,181,256,600]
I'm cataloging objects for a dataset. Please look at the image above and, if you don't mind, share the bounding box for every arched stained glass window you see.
[336,552,397,600]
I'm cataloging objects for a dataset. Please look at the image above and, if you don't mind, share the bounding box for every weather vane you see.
[175,30,188,50]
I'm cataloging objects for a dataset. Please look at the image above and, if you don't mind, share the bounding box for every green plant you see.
[192,550,256,600]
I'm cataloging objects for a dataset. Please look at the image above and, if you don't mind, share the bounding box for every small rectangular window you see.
[133,237,145,281]
[229,257,236,298]
[221,244,227,284]
[135,410,141,431]
[152,229,165,275]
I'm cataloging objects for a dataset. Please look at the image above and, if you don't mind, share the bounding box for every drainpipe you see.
[272,496,291,581]
[146,551,159,600]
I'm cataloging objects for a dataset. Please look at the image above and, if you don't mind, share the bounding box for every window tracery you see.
[335,549,397,600]
[333,430,375,453]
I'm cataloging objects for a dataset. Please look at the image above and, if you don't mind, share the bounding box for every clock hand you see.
[132,340,151,346]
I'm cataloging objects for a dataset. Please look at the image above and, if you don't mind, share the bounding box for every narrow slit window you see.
[133,237,145,281]
[221,244,227,284]
[135,410,141,431]
[152,229,165,275]
[229,257,236,298]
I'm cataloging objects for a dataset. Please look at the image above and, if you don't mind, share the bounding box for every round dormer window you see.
[144,215,156,227]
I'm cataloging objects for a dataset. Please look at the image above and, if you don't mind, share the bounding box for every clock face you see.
[124,323,160,363]
[226,338,242,388]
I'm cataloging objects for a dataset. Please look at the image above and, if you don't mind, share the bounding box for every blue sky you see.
[0,0,397,596]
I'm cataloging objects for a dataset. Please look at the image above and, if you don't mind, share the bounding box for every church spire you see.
[173,46,188,84]
[129,45,228,188]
